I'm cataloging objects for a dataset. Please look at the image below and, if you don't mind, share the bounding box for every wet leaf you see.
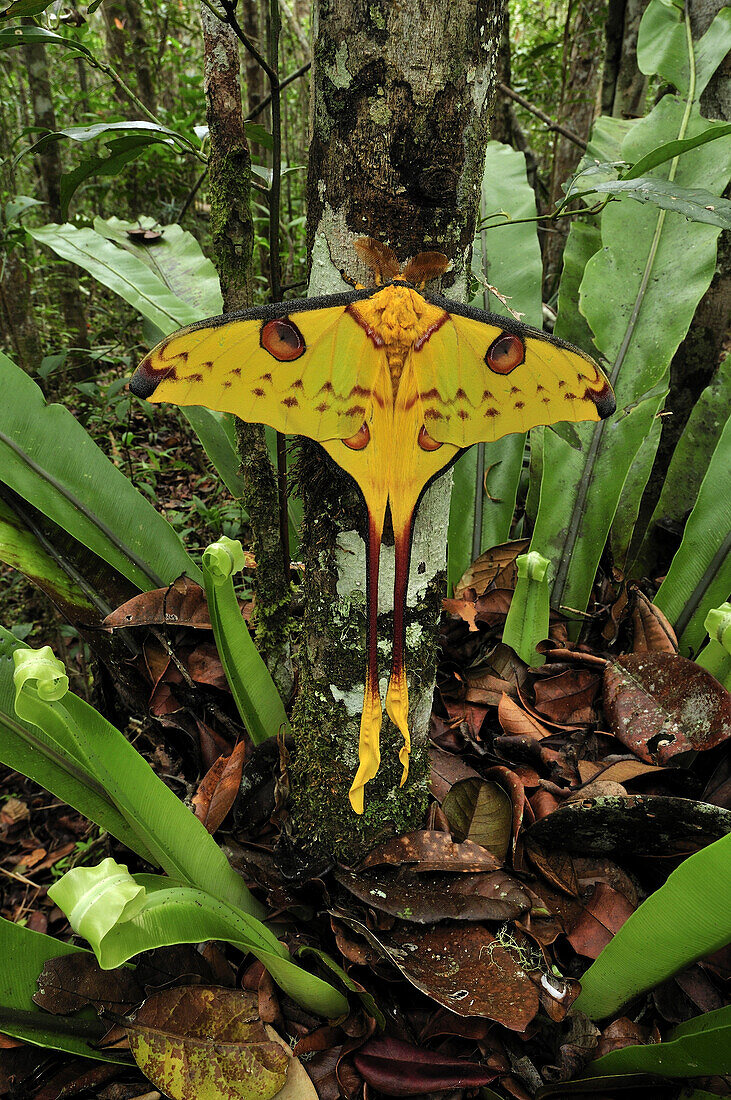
[577,759,663,786]
[33,953,142,1015]
[353,1035,497,1095]
[360,829,500,873]
[474,589,514,627]
[192,741,247,834]
[429,745,483,801]
[527,794,731,856]
[335,867,530,923]
[604,653,731,763]
[336,916,540,1030]
[104,576,213,630]
[454,538,530,598]
[125,985,288,1100]
[442,778,513,860]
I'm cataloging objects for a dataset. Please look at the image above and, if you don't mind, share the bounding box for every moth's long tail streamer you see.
[349,513,384,814]
[385,521,412,784]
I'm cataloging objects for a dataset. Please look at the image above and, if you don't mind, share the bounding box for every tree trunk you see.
[101,0,157,114]
[490,11,539,193]
[22,31,91,379]
[200,7,292,689]
[543,0,607,296]
[290,0,502,860]
[603,0,649,118]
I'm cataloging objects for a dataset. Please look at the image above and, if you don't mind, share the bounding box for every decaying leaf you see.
[498,693,552,740]
[442,777,514,860]
[193,741,247,834]
[335,866,530,923]
[360,829,501,873]
[104,576,214,630]
[631,589,678,654]
[604,653,731,764]
[454,539,530,599]
[353,1035,497,1096]
[124,986,289,1100]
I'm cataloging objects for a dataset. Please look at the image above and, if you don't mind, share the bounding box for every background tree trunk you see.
[543,0,607,296]
[602,0,649,118]
[200,7,291,684]
[290,0,502,860]
[22,31,91,379]
[102,0,157,114]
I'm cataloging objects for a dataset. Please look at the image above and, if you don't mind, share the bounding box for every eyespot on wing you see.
[260,318,306,361]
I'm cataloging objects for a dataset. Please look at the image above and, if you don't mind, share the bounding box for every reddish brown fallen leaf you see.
[529,789,561,821]
[631,588,678,653]
[498,693,552,740]
[186,641,228,690]
[483,765,526,859]
[577,758,663,786]
[361,830,500,873]
[34,954,143,1015]
[104,576,213,630]
[595,1017,650,1059]
[335,867,530,923]
[533,668,601,725]
[604,653,731,764]
[442,596,479,631]
[338,916,540,1030]
[566,881,635,958]
[429,745,482,802]
[454,538,530,598]
[0,797,29,826]
[353,1036,496,1096]
[192,741,247,834]
[474,588,514,627]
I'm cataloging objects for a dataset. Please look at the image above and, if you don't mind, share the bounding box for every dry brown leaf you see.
[631,588,678,653]
[498,693,552,740]
[193,741,247,834]
[454,538,530,598]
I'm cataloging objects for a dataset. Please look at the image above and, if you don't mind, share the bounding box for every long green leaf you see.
[202,539,291,744]
[49,863,349,1018]
[10,641,262,915]
[0,352,200,589]
[654,416,731,655]
[0,24,95,59]
[583,1005,731,1078]
[637,0,731,98]
[448,141,542,588]
[636,354,731,576]
[31,222,244,499]
[623,121,731,179]
[0,917,125,1060]
[581,176,731,228]
[574,833,731,1019]
[531,90,730,617]
[0,627,152,860]
[0,495,97,619]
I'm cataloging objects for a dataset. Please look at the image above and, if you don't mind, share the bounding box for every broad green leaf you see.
[530,93,730,618]
[0,917,124,1059]
[637,355,730,572]
[28,223,200,332]
[574,833,731,1019]
[0,24,95,57]
[0,352,200,589]
[202,538,290,744]
[93,216,223,318]
[637,0,731,98]
[583,1005,731,1078]
[0,627,152,859]
[610,414,661,567]
[30,223,243,499]
[10,642,262,914]
[623,121,731,179]
[655,416,731,655]
[502,552,550,666]
[25,119,191,152]
[582,176,731,228]
[0,495,97,618]
[448,141,542,588]
[553,220,602,352]
[49,862,349,1018]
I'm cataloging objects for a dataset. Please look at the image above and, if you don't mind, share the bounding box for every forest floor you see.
[1,394,729,1100]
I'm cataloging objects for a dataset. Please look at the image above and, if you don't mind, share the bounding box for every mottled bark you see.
[200,7,291,686]
[0,250,42,372]
[603,0,649,118]
[22,31,91,379]
[290,0,502,860]
[543,0,607,295]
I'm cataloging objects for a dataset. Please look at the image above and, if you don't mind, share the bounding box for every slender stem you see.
[498,82,587,150]
[218,0,278,83]
[246,61,311,122]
